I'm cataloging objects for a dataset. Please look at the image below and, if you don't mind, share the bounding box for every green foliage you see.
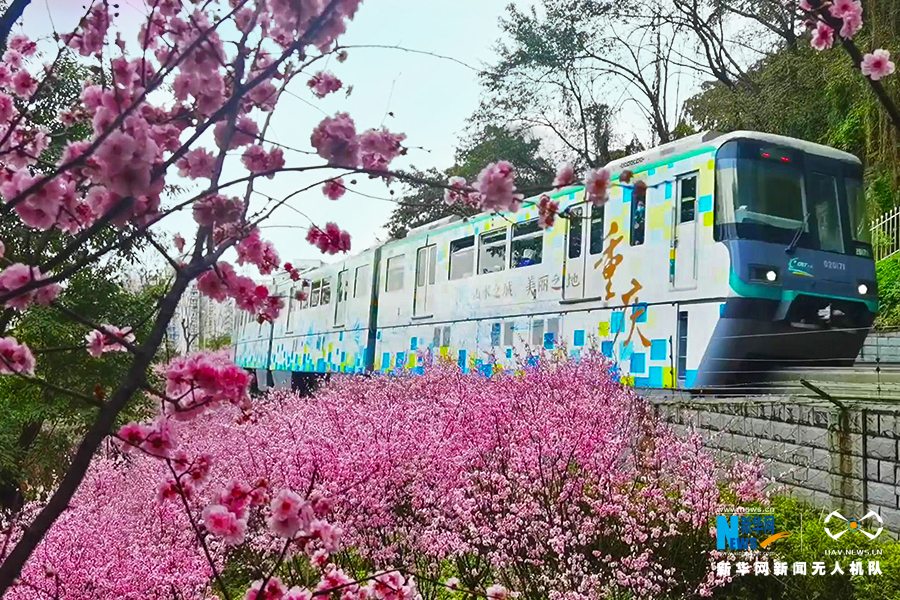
[201,333,233,351]
[0,269,166,503]
[713,496,900,599]
[875,258,900,328]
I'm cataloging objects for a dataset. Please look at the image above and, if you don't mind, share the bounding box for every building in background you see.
[166,259,325,357]
[166,282,237,356]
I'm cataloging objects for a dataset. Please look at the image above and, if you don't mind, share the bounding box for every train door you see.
[672,173,699,289]
[334,269,349,327]
[564,205,586,300]
[414,244,437,316]
[676,310,688,387]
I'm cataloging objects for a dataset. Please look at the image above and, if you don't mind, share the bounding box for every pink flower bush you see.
[12,354,765,599]
[861,49,896,81]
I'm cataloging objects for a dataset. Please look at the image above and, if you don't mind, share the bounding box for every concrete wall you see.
[654,398,900,535]
[858,333,900,363]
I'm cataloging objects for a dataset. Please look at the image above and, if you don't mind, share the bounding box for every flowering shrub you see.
[7,354,764,599]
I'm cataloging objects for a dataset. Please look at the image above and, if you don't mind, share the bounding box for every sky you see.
[15,0,723,270]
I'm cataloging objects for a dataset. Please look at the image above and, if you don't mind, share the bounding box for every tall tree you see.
[475,0,684,161]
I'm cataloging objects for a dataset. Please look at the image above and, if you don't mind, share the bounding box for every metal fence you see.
[872,205,900,261]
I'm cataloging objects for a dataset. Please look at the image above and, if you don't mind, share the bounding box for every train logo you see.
[788,258,814,278]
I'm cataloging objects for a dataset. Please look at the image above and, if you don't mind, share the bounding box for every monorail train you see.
[232,130,877,391]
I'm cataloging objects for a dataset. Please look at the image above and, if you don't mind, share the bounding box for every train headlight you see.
[856,280,876,296]
[750,265,779,284]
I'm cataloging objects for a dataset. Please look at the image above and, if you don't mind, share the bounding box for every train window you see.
[510,219,543,268]
[449,236,475,280]
[354,264,371,298]
[321,277,332,305]
[589,204,605,255]
[568,206,583,258]
[285,286,295,332]
[546,318,559,339]
[442,326,451,347]
[846,178,871,244]
[679,175,697,223]
[809,172,844,253]
[310,280,321,307]
[503,322,514,346]
[479,228,507,274]
[531,319,544,347]
[300,280,311,309]
[491,323,501,347]
[433,327,441,347]
[385,255,404,292]
[630,184,646,246]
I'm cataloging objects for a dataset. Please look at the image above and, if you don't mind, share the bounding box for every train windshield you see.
[715,140,868,255]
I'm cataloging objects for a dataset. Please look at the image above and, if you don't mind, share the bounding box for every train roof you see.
[604,130,860,173]
[284,130,862,272]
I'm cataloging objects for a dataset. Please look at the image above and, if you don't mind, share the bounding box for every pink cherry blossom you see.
[553,164,575,188]
[236,228,280,275]
[308,71,343,98]
[241,145,285,177]
[310,112,359,167]
[861,49,896,81]
[585,167,612,206]
[84,325,135,357]
[810,21,834,50]
[537,194,559,229]
[829,0,861,18]
[174,234,186,253]
[11,69,37,97]
[306,222,351,254]
[0,92,14,124]
[176,148,217,180]
[486,584,511,600]
[322,179,346,200]
[245,576,288,600]
[192,194,243,227]
[0,263,60,310]
[117,422,148,451]
[2,49,22,70]
[358,127,406,171]
[443,176,468,205]
[475,161,523,213]
[8,34,36,57]
[0,336,35,375]
[840,8,862,39]
[201,504,247,545]
[213,115,259,150]
[61,3,110,57]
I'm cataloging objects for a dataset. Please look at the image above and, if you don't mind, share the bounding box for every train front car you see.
[696,132,877,389]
